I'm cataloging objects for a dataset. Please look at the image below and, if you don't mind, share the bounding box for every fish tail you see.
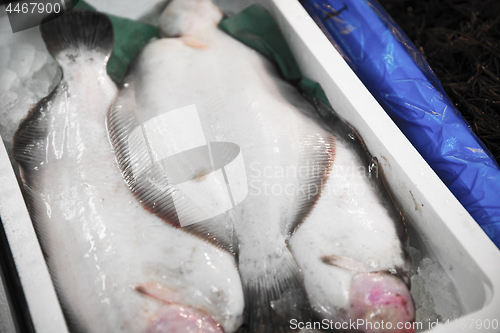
[239,248,312,332]
[40,10,113,66]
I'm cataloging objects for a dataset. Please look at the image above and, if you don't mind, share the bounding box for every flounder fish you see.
[290,100,415,333]
[107,0,333,331]
[13,10,244,333]
[107,0,414,332]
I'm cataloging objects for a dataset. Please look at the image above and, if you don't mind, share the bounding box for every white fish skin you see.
[107,0,335,331]
[289,121,415,333]
[13,10,244,333]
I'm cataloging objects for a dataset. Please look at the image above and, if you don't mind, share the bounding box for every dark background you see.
[378,0,500,165]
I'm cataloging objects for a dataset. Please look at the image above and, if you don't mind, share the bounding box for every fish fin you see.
[287,133,336,236]
[307,96,410,247]
[13,95,79,331]
[305,96,370,164]
[13,86,57,170]
[40,10,113,66]
[239,247,311,332]
[12,87,77,328]
[106,83,181,224]
[159,0,223,37]
[184,218,235,253]
[320,254,370,273]
[107,84,235,252]
[107,84,187,228]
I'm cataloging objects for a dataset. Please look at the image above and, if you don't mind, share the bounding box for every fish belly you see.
[289,136,415,333]
[108,23,335,332]
[14,10,244,333]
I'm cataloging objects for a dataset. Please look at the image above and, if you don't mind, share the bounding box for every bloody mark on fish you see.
[140,202,182,229]
[320,254,338,266]
[193,168,209,182]
[320,254,368,272]
[181,36,209,49]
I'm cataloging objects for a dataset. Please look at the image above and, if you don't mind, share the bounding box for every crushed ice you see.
[0,15,60,153]
[409,246,464,332]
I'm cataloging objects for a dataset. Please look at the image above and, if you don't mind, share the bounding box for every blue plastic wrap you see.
[302,0,500,247]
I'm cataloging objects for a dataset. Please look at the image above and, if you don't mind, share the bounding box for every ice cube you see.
[0,46,10,68]
[0,91,19,149]
[417,257,463,321]
[0,92,18,122]
[409,254,465,332]
[30,60,60,98]
[0,87,36,149]
[25,79,50,99]
[408,246,422,276]
[411,273,440,332]
[30,50,48,73]
[0,68,18,92]
[8,43,36,78]
[47,63,62,91]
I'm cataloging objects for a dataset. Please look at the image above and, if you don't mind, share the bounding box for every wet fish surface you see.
[289,99,415,333]
[13,10,244,333]
[107,0,336,332]
[106,0,416,331]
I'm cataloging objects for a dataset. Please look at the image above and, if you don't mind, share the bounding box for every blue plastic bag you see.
[302,0,500,247]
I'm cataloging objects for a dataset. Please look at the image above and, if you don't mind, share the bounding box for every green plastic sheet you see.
[71,2,326,102]
[219,4,331,107]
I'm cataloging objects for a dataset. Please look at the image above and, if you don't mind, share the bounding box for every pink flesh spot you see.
[147,304,224,333]
[135,283,224,333]
[350,272,415,333]
[367,285,408,309]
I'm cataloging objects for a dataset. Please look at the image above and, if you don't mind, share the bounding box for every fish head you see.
[349,272,415,333]
[159,0,223,38]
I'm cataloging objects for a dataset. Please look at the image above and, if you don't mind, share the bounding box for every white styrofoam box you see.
[252,0,500,332]
[0,0,499,332]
